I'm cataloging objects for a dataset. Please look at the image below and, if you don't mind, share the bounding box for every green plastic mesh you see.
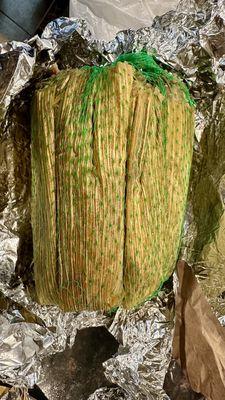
[31,52,195,311]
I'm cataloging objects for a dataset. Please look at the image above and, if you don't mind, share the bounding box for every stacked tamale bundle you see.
[31,53,195,311]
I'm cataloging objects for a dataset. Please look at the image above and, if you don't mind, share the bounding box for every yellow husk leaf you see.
[31,61,194,311]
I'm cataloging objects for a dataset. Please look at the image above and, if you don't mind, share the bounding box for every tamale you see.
[31,53,195,311]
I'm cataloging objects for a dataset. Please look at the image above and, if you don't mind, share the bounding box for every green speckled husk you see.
[31,55,194,311]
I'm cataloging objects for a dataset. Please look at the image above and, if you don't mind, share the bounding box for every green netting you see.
[116,52,174,95]
[32,53,195,311]
[79,52,194,137]
[115,52,195,106]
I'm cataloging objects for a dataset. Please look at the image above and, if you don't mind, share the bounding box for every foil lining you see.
[105,298,173,400]
[0,43,35,119]
[0,282,111,389]
[87,387,130,400]
[0,386,32,400]
[69,0,179,42]
[0,310,54,387]
[1,0,225,398]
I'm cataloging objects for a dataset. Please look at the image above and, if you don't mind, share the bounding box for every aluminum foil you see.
[0,310,54,387]
[69,0,179,42]
[87,387,130,400]
[0,284,110,388]
[105,297,173,400]
[0,386,32,400]
[0,43,35,120]
[1,0,225,398]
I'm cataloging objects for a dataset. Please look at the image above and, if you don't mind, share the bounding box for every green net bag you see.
[31,52,195,311]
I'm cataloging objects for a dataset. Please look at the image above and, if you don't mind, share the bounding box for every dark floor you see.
[38,327,119,400]
[0,0,69,42]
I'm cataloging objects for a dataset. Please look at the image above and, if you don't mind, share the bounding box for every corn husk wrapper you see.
[1,0,225,397]
[31,57,194,311]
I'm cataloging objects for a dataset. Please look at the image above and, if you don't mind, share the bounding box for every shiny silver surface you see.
[0,0,225,397]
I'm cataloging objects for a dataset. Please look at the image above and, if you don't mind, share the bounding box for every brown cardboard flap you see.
[173,261,225,400]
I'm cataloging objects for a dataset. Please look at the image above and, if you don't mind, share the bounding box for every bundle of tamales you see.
[31,52,195,311]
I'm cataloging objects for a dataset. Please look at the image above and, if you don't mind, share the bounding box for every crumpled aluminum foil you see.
[1,0,225,398]
[0,386,32,400]
[0,310,54,387]
[0,43,35,120]
[0,218,18,286]
[87,387,130,400]
[0,283,111,385]
[105,299,172,400]
[69,0,179,42]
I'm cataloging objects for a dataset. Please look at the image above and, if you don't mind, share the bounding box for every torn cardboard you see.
[172,261,225,400]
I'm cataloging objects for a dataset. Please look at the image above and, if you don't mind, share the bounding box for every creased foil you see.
[87,387,130,400]
[1,0,225,397]
[0,386,32,400]
[0,310,54,387]
[105,298,173,400]
[0,43,35,120]
[0,284,110,387]
[69,0,179,42]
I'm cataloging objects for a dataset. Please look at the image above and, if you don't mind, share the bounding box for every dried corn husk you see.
[32,55,194,311]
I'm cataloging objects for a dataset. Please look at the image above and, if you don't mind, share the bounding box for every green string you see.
[115,52,195,106]
[79,65,104,136]
[115,52,173,96]
[79,52,195,130]
[76,51,194,309]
